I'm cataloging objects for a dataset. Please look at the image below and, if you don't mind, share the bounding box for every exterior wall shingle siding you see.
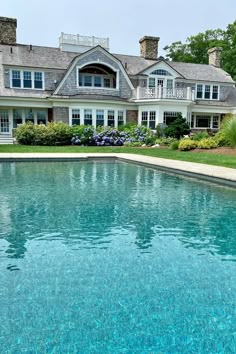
[53,107,69,124]
[57,49,133,99]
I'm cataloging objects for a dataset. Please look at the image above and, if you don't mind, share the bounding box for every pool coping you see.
[0,152,236,188]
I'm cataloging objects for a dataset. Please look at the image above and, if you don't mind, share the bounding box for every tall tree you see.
[164,22,236,81]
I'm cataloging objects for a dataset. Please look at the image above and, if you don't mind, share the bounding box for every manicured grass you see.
[0,145,236,168]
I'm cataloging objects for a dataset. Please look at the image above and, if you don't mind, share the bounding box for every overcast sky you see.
[1,0,235,56]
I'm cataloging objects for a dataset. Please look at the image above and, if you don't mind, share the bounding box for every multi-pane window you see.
[191,114,220,129]
[196,84,219,100]
[213,115,220,129]
[11,70,44,89]
[196,115,211,128]
[141,111,148,126]
[150,69,172,76]
[0,110,9,133]
[12,70,21,88]
[13,109,23,128]
[84,109,92,125]
[148,78,155,88]
[141,111,156,128]
[212,86,219,100]
[78,73,115,89]
[103,78,111,88]
[23,71,32,88]
[204,85,211,99]
[167,79,173,89]
[84,76,92,87]
[163,111,180,125]
[196,84,203,99]
[94,76,102,87]
[25,109,34,123]
[37,111,47,125]
[108,110,115,127]
[34,72,43,89]
[149,111,156,129]
[96,110,104,126]
[72,109,80,125]
[118,111,124,126]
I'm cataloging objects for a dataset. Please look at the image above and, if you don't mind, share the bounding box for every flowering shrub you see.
[16,122,156,147]
[71,125,153,147]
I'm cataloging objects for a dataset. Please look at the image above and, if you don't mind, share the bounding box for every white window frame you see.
[195,84,219,100]
[191,113,220,129]
[10,69,45,90]
[12,108,48,127]
[69,108,126,128]
[76,62,119,90]
[141,110,157,129]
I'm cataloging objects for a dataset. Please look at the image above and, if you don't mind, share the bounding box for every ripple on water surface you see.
[0,161,235,352]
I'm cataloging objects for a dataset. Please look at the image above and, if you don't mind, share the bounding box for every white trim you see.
[142,61,183,78]
[10,69,45,90]
[54,45,134,95]
[69,105,126,128]
[195,83,219,100]
[191,113,220,129]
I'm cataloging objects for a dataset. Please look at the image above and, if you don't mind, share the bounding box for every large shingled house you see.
[0,16,236,143]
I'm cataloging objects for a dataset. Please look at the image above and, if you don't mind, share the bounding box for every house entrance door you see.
[0,111,10,134]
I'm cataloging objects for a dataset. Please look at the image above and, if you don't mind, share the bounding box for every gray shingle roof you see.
[168,61,235,84]
[0,43,234,84]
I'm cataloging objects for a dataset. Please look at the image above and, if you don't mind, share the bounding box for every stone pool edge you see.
[0,152,236,188]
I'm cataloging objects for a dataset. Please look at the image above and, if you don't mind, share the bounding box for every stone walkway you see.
[0,153,236,187]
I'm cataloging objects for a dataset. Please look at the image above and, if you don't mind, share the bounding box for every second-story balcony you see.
[133,86,195,101]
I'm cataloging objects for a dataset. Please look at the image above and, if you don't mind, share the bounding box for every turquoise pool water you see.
[0,161,235,353]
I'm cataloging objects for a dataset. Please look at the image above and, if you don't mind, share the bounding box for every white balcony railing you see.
[59,32,109,50]
[133,86,195,100]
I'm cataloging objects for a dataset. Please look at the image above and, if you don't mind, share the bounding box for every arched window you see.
[78,63,117,88]
[150,69,172,76]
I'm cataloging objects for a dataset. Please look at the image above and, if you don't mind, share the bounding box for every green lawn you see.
[0,145,235,168]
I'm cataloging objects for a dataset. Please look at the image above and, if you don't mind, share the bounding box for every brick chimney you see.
[139,36,159,60]
[0,16,17,45]
[208,47,222,68]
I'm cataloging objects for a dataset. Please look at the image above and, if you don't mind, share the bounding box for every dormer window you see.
[77,63,117,89]
[11,70,44,89]
[196,84,219,100]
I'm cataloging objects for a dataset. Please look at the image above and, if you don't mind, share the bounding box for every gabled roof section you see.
[53,45,134,95]
[138,58,184,78]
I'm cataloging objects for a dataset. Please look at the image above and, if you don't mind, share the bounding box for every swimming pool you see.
[0,161,235,352]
